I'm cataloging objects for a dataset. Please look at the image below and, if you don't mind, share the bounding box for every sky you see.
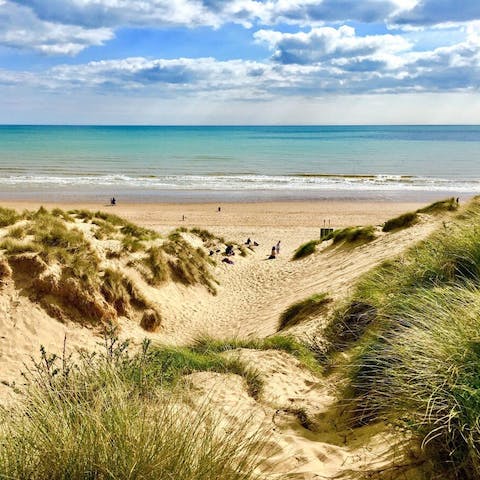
[0,0,480,124]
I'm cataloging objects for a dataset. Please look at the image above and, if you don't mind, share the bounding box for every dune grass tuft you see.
[192,335,321,375]
[292,240,320,260]
[416,197,458,214]
[0,338,267,480]
[325,225,376,245]
[279,293,331,331]
[382,211,418,232]
[0,207,19,227]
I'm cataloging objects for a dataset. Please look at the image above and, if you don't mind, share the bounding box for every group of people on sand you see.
[245,237,281,259]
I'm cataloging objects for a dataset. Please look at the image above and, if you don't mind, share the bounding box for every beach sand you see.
[0,198,442,479]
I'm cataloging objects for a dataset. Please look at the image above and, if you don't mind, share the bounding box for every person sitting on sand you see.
[254,241,259,246]
[222,258,234,265]
[225,245,235,256]
[268,246,276,259]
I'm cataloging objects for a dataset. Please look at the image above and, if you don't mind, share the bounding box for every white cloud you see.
[255,26,411,67]
[0,1,113,54]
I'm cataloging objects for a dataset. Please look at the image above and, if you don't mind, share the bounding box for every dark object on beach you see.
[110,197,116,206]
[216,249,221,253]
[222,258,234,265]
[246,238,251,245]
[225,245,234,256]
[276,241,281,255]
[182,214,185,221]
[209,250,214,256]
[254,241,259,246]
[218,206,221,212]
[268,246,276,260]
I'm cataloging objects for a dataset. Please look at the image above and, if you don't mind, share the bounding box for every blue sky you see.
[0,0,479,124]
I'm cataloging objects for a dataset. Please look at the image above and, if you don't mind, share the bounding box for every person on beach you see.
[269,246,276,259]
[110,197,116,206]
[276,241,281,255]
[246,238,251,245]
[218,206,221,212]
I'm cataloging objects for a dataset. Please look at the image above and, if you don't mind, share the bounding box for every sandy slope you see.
[0,200,444,478]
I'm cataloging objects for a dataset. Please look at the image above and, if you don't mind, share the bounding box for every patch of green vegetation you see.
[321,198,480,478]
[0,238,37,254]
[279,293,331,331]
[416,197,458,214]
[144,346,263,398]
[0,338,267,480]
[7,225,26,240]
[163,236,216,294]
[382,211,418,232]
[92,218,117,239]
[292,240,320,260]
[381,198,459,234]
[0,207,19,227]
[324,226,376,245]
[143,246,169,285]
[192,335,321,375]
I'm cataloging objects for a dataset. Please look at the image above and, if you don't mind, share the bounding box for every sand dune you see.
[0,200,445,478]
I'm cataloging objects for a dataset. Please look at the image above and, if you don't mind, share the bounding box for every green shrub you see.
[279,293,331,330]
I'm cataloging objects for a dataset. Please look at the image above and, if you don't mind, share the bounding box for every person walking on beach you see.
[276,241,281,255]
[218,206,221,213]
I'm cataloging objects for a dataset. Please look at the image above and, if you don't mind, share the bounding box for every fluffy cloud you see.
[391,0,480,26]
[255,26,410,67]
[0,1,113,54]
[7,24,478,97]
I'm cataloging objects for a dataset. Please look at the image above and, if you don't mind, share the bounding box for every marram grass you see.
[0,338,267,480]
[322,197,480,478]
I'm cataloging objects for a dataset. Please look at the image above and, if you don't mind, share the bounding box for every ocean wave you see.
[0,174,480,192]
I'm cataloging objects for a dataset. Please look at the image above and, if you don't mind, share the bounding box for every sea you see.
[0,125,479,202]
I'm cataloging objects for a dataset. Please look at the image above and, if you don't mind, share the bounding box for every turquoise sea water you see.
[0,125,479,201]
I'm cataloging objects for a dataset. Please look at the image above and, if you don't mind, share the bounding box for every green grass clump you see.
[0,339,267,480]
[7,225,26,239]
[292,240,320,260]
[279,293,331,331]
[325,226,376,245]
[92,218,117,239]
[417,197,458,214]
[163,236,216,294]
[382,211,418,232]
[0,238,37,254]
[0,207,19,227]
[192,335,321,375]
[143,246,169,285]
[144,346,263,398]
